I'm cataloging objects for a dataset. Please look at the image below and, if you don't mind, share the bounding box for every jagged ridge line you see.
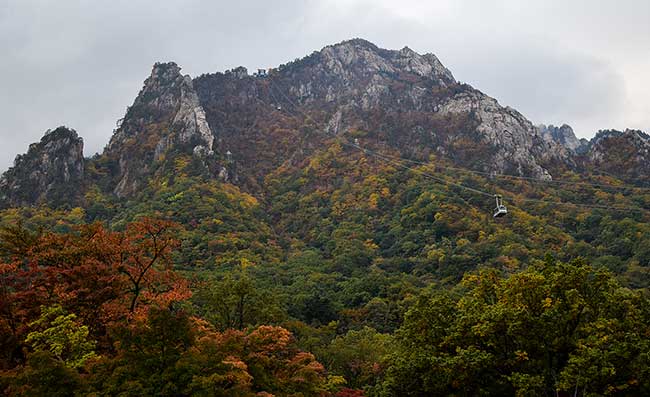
[270,84,648,193]
[266,80,650,214]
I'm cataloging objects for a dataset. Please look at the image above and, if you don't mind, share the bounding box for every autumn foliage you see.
[0,219,330,396]
[0,219,187,356]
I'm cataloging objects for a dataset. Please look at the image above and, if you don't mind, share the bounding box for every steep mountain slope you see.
[194,38,569,187]
[102,62,218,197]
[2,38,649,208]
[0,127,85,208]
[585,129,650,181]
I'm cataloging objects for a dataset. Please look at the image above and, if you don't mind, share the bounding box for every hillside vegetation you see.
[2,39,650,396]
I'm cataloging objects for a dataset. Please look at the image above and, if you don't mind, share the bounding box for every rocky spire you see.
[105,62,216,197]
[538,124,587,152]
[0,127,85,208]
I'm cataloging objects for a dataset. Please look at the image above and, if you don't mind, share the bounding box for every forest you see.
[2,134,650,396]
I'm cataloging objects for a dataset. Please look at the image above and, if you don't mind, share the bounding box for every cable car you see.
[493,195,508,218]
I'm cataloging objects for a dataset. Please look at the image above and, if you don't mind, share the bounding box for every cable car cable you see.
[348,141,650,214]
[267,81,650,215]
[269,80,650,194]
[354,146,650,192]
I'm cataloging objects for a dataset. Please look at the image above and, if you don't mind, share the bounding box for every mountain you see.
[0,127,85,208]
[586,129,650,180]
[103,62,217,197]
[191,38,568,184]
[4,39,650,396]
[1,38,648,206]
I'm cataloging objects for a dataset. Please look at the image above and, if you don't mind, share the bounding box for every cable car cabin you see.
[493,195,508,218]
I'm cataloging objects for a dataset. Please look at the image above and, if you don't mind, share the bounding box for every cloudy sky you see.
[1,0,648,170]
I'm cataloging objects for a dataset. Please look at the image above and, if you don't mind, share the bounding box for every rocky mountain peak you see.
[538,124,587,152]
[148,62,182,86]
[125,61,185,120]
[592,128,650,143]
[318,39,455,85]
[584,129,650,181]
[190,38,568,181]
[0,126,85,208]
[105,61,216,197]
[272,40,569,179]
[5,39,650,208]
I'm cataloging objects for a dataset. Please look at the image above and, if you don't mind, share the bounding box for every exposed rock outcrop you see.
[258,39,569,179]
[584,129,650,181]
[5,38,648,208]
[316,39,456,90]
[434,90,566,179]
[538,124,588,153]
[104,62,216,197]
[0,127,85,208]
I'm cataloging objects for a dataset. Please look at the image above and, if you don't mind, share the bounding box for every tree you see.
[382,258,650,396]
[0,351,85,397]
[0,218,190,368]
[114,218,188,314]
[324,327,393,389]
[193,267,284,331]
[244,325,327,396]
[88,306,196,396]
[25,305,96,369]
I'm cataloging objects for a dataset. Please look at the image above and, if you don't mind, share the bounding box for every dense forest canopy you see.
[2,144,650,395]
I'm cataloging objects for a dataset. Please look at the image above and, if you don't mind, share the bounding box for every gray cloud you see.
[1,0,648,170]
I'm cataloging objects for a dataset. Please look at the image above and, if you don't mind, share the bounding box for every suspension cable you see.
[365,150,650,192]
[266,80,650,214]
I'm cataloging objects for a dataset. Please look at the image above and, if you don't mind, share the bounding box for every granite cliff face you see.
[538,124,588,153]
[0,127,84,208]
[279,39,457,109]
[305,40,568,177]
[432,90,565,179]
[193,39,569,182]
[104,62,216,197]
[3,39,649,207]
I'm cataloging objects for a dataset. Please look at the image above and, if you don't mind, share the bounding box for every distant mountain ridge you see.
[1,38,648,208]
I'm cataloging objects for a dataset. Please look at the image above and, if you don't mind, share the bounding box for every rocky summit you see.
[104,62,216,197]
[538,124,588,153]
[0,127,84,208]
[586,129,650,180]
[2,39,649,207]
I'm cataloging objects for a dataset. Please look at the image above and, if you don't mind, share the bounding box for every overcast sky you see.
[1,0,649,170]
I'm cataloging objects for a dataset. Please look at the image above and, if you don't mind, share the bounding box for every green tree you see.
[89,307,195,396]
[382,258,650,396]
[0,351,85,397]
[324,326,393,389]
[193,267,284,331]
[25,305,97,369]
